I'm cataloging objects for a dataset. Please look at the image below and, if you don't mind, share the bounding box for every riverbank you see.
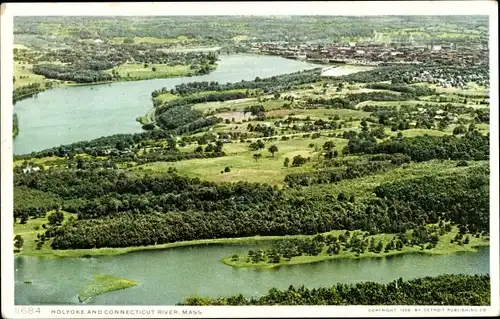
[220,229,490,269]
[13,63,219,95]
[14,234,298,259]
[14,211,317,258]
[13,113,19,138]
[13,54,324,155]
[14,215,489,260]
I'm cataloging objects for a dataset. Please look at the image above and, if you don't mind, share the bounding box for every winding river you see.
[15,245,489,305]
[13,54,322,155]
[13,54,490,305]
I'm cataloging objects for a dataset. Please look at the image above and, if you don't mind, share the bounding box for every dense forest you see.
[12,162,488,249]
[160,68,323,96]
[344,131,489,162]
[182,274,490,305]
[33,63,114,83]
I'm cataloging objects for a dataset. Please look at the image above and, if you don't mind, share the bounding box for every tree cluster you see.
[182,274,491,305]
[344,131,489,162]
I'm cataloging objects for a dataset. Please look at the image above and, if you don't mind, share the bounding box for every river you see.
[13,54,322,155]
[15,245,489,305]
[12,54,490,305]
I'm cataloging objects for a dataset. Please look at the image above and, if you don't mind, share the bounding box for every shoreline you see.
[14,51,301,96]
[13,64,219,97]
[14,234,308,259]
[14,229,490,260]
[219,242,490,269]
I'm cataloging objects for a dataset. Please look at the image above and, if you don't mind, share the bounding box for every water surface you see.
[15,244,490,305]
[14,54,321,155]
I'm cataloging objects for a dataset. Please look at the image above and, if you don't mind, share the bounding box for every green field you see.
[152,92,180,104]
[13,62,52,89]
[106,63,194,81]
[132,136,347,185]
[298,160,487,199]
[13,210,77,257]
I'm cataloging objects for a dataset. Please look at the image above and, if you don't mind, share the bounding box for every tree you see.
[337,192,347,201]
[166,137,178,151]
[14,235,24,251]
[323,140,335,159]
[464,236,470,245]
[437,118,449,131]
[253,153,262,162]
[323,141,335,151]
[453,126,467,135]
[284,157,290,168]
[152,66,157,72]
[48,210,64,226]
[268,145,278,158]
[224,166,231,173]
[249,140,265,151]
[292,155,307,167]
[76,158,85,170]
[215,140,224,152]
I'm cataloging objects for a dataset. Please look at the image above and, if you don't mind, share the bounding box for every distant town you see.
[238,34,488,68]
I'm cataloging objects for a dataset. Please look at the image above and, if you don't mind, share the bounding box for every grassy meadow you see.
[106,63,193,81]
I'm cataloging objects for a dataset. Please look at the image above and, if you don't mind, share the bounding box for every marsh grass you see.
[77,274,138,303]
